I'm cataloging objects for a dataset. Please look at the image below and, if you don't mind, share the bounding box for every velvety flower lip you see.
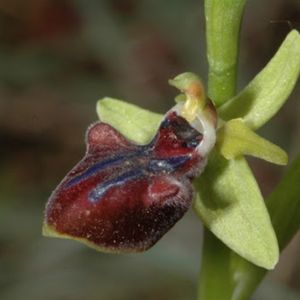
[43,93,217,252]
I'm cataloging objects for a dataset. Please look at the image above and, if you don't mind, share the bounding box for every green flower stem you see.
[205,0,247,106]
[199,0,246,299]
[198,230,235,300]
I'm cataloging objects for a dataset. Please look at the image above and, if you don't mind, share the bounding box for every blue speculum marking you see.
[66,150,142,188]
[88,169,144,202]
[65,121,194,203]
[87,154,191,203]
[147,156,191,172]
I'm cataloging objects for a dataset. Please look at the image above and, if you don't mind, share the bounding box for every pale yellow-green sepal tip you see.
[42,223,129,254]
[42,223,105,251]
[217,118,288,165]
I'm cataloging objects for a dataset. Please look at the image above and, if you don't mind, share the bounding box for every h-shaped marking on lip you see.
[87,155,192,203]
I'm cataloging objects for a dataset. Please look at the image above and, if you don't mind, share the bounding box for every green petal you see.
[96,97,162,144]
[219,30,300,130]
[217,118,288,165]
[193,151,279,269]
[174,94,186,103]
[168,72,204,92]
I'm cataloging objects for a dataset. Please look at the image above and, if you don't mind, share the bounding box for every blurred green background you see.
[0,0,299,299]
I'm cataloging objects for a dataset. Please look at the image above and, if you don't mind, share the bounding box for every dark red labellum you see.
[44,111,206,252]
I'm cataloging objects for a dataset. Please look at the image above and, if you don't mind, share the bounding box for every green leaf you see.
[219,30,300,130]
[193,151,279,269]
[205,0,247,106]
[268,156,300,248]
[96,97,162,144]
[228,155,300,300]
[217,118,288,165]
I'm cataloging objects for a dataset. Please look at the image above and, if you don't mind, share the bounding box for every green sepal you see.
[96,97,162,144]
[193,151,279,270]
[223,155,300,300]
[217,118,288,165]
[219,30,300,130]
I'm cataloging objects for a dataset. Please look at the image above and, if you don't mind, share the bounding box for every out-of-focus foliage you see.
[0,0,300,299]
